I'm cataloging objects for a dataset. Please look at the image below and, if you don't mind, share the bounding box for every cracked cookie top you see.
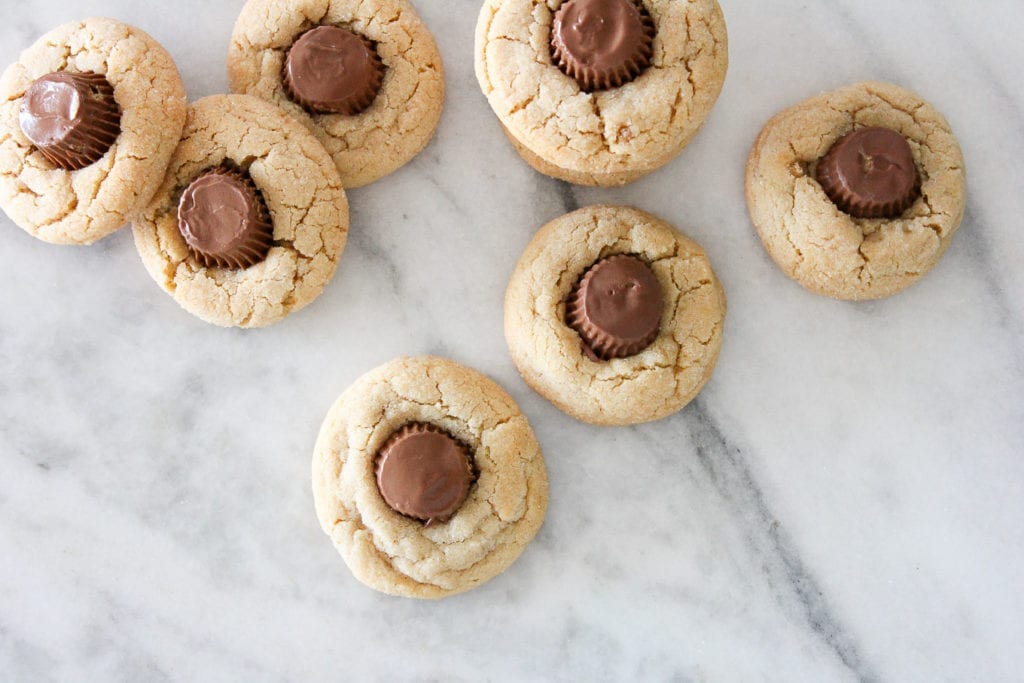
[505,205,726,426]
[131,94,349,328]
[0,18,187,245]
[475,0,727,187]
[313,356,549,599]
[745,81,967,301]
[228,0,445,189]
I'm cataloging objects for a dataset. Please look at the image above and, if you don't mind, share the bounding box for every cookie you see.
[505,205,726,426]
[474,0,728,187]
[0,18,187,245]
[228,0,445,189]
[131,94,349,328]
[745,81,967,300]
[312,356,548,599]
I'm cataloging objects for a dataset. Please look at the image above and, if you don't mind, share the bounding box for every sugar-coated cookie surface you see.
[505,205,726,426]
[475,0,728,187]
[228,0,445,189]
[745,81,967,300]
[131,94,348,328]
[313,356,549,599]
[0,18,186,245]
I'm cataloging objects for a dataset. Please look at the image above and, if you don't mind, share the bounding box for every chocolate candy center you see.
[567,254,664,360]
[20,75,82,147]
[375,424,474,525]
[177,167,273,270]
[551,0,655,92]
[19,71,121,170]
[283,25,384,115]
[816,127,920,219]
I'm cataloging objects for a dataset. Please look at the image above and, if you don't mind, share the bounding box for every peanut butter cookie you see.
[132,94,348,328]
[0,18,186,244]
[475,0,727,187]
[228,0,445,189]
[505,205,726,426]
[313,356,548,599]
[745,81,967,300]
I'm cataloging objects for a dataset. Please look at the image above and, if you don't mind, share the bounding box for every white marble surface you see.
[1,0,1022,680]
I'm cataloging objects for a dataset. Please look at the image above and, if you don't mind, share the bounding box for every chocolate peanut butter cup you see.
[375,423,475,526]
[177,165,273,270]
[816,126,921,219]
[566,254,664,360]
[19,71,121,171]
[550,0,655,93]
[283,25,384,116]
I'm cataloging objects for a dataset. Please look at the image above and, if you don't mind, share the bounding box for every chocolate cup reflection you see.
[19,71,121,170]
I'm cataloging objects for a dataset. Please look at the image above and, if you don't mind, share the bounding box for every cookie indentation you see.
[375,423,475,526]
[19,71,121,171]
[816,127,920,219]
[550,0,655,92]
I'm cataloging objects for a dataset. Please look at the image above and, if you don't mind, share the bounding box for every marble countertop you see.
[2,1,1022,680]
